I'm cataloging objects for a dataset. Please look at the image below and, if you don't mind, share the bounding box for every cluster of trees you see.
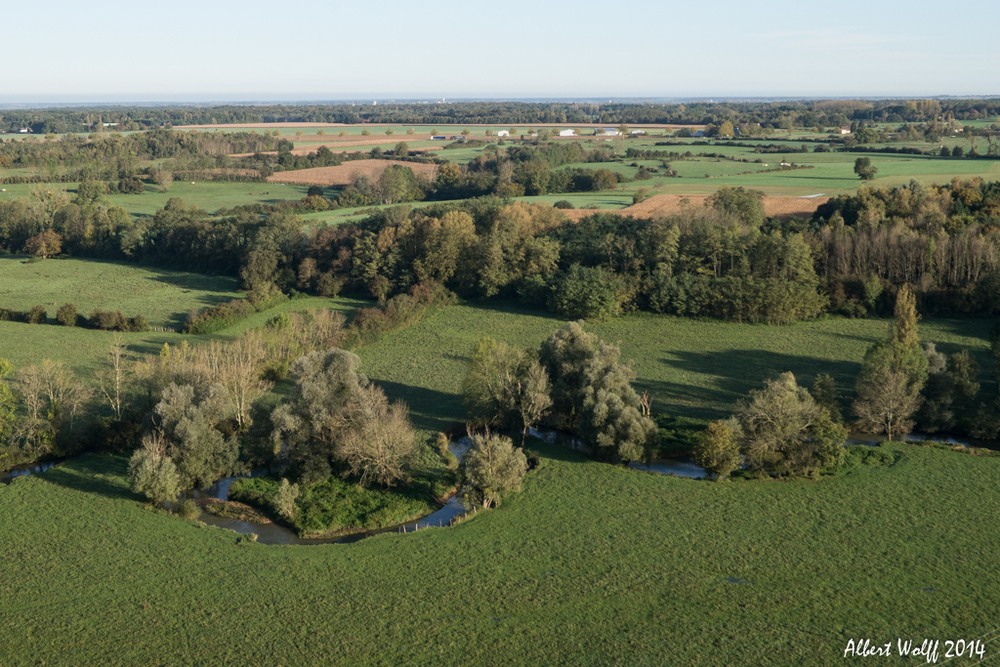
[694,286,997,482]
[0,129,278,182]
[463,322,658,463]
[459,432,528,509]
[813,179,1000,316]
[852,286,991,442]
[0,301,148,332]
[695,372,846,480]
[270,349,417,487]
[0,297,434,519]
[119,314,425,507]
[0,358,93,469]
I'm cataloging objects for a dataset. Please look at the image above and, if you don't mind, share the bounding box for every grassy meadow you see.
[2,439,999,665]
[0,256,992,432]
[0,256,362,376]
[0,181,313,217]
[355,302,995,432]
[0,255,239,326]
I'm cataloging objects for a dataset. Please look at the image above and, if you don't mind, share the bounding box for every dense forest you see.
[2,178,999,324]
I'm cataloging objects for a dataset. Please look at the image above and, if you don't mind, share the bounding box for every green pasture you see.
[0,181,312,217]
[106,181,310,217]
[2,437,998,665]
[0,257,360,375]
[354,302,994,433]
[0,256,239,328]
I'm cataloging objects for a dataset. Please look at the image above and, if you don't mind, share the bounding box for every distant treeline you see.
[3,98,999,134]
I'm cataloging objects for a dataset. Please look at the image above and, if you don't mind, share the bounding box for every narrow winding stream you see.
[4,430,985,545]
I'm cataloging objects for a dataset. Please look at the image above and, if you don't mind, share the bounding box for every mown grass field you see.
[2,439,998,665]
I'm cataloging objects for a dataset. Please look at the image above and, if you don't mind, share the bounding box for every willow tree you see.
[539,322,657,462]
[460,432,528,509]
[736,372,845,477]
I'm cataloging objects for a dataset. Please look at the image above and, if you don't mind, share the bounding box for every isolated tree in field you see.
[338,384,416,487]
[893,284,920,350]
[854,366,923,441]
[736,372,846,477]
[693,420,741,481]
[205,332,273,429]
[948,350,980,430]
[460,432,528,509]
[153,168,173,192]
[128,433,180,506]
[55,303,77,326]
[517,360,552,441]
[22,229,62,258]
[853,157,877,181]
[809,374,843,423]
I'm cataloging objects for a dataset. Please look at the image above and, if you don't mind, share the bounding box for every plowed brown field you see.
[562,194,828,221]
[265,160,438,186]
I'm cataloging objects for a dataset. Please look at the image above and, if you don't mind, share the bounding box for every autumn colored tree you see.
[22,229,62,258]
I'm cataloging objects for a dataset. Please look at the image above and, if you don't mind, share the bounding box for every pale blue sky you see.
[3,0,998,102]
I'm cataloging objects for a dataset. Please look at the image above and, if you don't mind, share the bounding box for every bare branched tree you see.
[338,384,416,488]
[97,333,129,421]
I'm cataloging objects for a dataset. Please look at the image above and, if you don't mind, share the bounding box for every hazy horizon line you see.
[1,93,999,110]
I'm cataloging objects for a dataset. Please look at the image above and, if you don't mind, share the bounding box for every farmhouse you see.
[595,127,621,136]
[839,126,851,135]
[558,129,576,137]
[497,130,510,137]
